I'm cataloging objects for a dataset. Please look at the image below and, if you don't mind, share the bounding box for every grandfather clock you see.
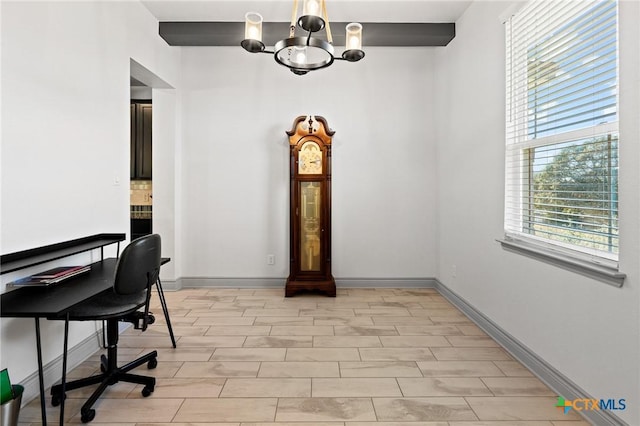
[285,115,336,297]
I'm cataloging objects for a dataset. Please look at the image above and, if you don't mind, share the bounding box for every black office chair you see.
[50,234,161,423]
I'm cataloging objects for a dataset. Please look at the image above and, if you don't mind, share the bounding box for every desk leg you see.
[156,278,176,348]
[34,318,47,426]
[60,313,69,425]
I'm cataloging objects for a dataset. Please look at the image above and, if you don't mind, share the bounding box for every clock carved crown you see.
[286,115,335,146]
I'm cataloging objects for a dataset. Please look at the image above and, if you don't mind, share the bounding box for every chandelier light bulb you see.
[348,36,359,50]
[345,23,362,50]
[293,46,307,64]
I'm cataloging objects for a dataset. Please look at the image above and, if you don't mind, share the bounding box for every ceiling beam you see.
[159,22,455,47]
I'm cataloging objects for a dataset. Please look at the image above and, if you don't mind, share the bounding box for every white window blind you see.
[505,0,619,262]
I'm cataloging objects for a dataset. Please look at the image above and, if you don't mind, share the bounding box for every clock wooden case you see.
[286,115,336,297]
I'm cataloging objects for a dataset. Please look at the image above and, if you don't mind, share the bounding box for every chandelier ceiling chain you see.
[241,0,365,75]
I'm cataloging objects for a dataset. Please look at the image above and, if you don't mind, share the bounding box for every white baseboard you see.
[337,278,437,288]
[158,279,179,290]
[174,277,437,290]
[176,277,284,289]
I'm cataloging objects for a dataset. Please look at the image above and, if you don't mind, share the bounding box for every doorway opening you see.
[129,59,172,242]
[130,79,153,240]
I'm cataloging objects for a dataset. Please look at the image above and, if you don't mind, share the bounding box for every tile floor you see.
[20,287,590,425]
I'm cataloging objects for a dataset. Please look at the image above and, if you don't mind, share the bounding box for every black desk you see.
[1,259,117,425]
[1,257,174,424]
[1,258,117,318]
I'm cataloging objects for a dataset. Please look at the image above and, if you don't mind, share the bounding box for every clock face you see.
[298,141,322,174]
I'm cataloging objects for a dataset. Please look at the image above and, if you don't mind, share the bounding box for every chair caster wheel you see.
[81,408,96,423]
[147,314,155,325]
[147,358,158,369]
[100,354,108,373]
[142,385,154,397]
[51,393,66,407]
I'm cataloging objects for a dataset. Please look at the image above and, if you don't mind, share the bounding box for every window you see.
[504,0,619,268]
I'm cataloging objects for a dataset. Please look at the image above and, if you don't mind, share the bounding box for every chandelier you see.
[241,0,364,75]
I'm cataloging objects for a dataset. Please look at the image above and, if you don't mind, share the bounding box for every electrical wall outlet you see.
[452,264,457,278]
[267,254,275,265]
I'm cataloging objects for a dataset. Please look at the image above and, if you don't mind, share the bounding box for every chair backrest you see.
[113,234,161,296]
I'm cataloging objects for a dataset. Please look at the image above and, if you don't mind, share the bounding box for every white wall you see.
[153,88,180,280]
[434,2,640,424]
[0,0,180,383]
[179,46,438,281]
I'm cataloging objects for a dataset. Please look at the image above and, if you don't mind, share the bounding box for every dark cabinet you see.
[130,102,152,180]
[131,218,152,241]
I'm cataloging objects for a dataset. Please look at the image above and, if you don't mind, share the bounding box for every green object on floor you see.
[0,369,14,404]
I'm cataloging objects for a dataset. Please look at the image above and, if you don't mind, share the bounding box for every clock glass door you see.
[300,181,322,272]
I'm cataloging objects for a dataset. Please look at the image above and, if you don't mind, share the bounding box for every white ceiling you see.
[142,0,474,23]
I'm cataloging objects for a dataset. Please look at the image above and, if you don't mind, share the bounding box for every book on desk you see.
[6,265,90,288]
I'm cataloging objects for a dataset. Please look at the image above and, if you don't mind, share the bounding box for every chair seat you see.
[64,289,146,320]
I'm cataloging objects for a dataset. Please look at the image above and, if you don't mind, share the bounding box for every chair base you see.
[51,318,158,423]
[52,350,157,423]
